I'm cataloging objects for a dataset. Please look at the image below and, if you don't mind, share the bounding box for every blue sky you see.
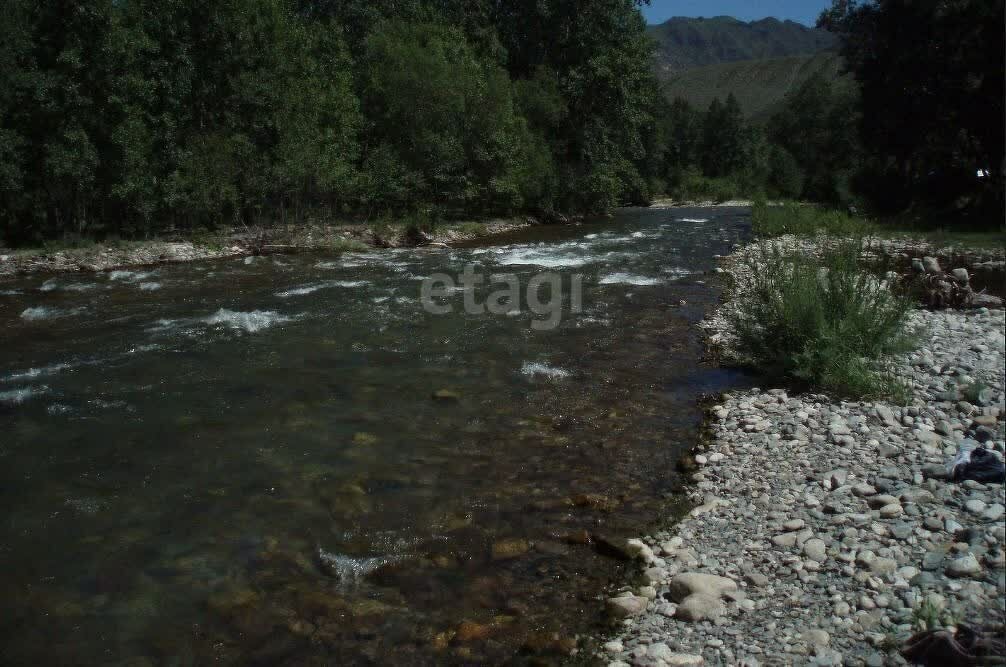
[641,0,834,26]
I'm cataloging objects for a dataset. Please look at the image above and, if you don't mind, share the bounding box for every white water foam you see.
[1,362,71,383]
[316,255,371,270]
[276,280,368,298]
[151,309,294,335]
[139,282,162,291]
[317,548,403,587]
[40,279,99,292]
[202,309,292,333]
[20,306,86,321]
[521,362,571,379]
[0,386,48,405]
[109,270,157,282]
[598,273,662,286]
[677,217,710,223]
[494,244,595,268]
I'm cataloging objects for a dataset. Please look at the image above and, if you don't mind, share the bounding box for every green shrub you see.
[727,240,915,400]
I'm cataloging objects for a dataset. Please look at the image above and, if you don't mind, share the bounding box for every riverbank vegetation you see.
[727,240,915,400]
[752,201,1006,250]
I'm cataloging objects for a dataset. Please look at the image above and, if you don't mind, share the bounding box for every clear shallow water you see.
[0,207,750,665]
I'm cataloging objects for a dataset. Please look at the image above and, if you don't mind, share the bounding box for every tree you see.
[820,0,1005,216]
[700,94,746,178]
[768,74,860,204]
[359,21,526,214]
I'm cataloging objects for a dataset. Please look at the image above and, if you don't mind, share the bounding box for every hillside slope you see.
[660,51,847,121]
[647,16,838,74]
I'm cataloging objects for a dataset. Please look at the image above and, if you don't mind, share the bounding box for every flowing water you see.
[0,206,751,665]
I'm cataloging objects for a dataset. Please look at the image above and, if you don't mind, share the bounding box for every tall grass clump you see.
[753,201,875,238]
[727,240,915,400]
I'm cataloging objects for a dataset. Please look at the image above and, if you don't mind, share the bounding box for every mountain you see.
[647,16,838,75]
[661,51,847,121]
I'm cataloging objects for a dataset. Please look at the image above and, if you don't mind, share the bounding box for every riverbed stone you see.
[803,539,827,563]
[946,553,982,578]
[606,595,648,618]
[676,594,724,622]
[668,573,737,602]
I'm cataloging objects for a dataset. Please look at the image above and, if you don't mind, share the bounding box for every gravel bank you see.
[598,247,1006,666]
[0,218,533,278]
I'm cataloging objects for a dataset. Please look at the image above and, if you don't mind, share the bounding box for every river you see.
[0,206,750,665]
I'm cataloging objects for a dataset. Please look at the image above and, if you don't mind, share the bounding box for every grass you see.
[752,201,877,237]
[727,239,916,400]
[753,200,1006,249]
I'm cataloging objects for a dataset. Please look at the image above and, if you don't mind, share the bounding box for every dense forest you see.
[0,0,665,243]
[0,0,1002,245]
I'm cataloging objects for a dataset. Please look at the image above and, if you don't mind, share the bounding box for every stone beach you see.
[599,239,1006,667]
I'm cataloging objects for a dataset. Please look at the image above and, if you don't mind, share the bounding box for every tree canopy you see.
[0,0,663,244]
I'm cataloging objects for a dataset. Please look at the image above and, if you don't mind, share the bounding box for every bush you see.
[672,166,755,203]
[727,240,915,400]
[767,146,804,199]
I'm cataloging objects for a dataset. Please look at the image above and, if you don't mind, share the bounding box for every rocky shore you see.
[598,242,1006,666]
[0,217,534,278]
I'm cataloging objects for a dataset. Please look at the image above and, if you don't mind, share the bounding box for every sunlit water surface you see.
[0,207,750,665]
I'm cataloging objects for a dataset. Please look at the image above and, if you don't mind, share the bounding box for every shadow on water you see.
[0,207,754,665]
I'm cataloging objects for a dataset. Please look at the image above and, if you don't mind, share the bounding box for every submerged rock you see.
[491,538,530,560]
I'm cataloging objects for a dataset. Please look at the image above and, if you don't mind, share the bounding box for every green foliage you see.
[768,74,861,205]
[752,201,874,238]
[821,0,1005,217]
[727,240,915,399]
[0,0,669,242]
[659,94,768,201]
[768,147,805,199]
[359,21,526,214]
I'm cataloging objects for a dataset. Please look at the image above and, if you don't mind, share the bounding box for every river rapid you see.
[0,206,750,665]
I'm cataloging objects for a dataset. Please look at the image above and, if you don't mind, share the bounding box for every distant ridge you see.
[647,16,838,75]
[661,51,848,121]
